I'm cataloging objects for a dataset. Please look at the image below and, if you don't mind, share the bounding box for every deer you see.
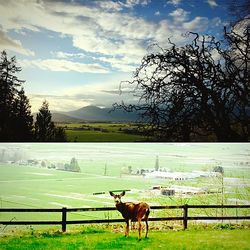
[109,191,150,240]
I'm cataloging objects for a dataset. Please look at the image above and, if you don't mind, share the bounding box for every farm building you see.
[192,170,218,177]
[170,185,207,195]
[161,188,175,196]
[149,185,206,196]
[149,186,175,196]
[144,170,218,180]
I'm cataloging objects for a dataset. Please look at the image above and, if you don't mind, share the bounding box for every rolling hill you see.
[51,106,139,123]
[51,113,83,123]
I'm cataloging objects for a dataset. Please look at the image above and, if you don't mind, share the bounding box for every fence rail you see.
[1,204,249,232]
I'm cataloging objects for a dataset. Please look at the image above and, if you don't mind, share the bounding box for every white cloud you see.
[51,51,86,59]
[183,17,209,32]
[72,35,118,56]
[207,0,218,8]
[123,0,151,8]
[89,0,151,12]
[154,19,187,46]
[155,11,160,16]
[167,0,182,6]
[20,59,109,73]
[29,93,91,113]
[0,0,216,73]
[27,68,140,112]
[98,55,138,72]
[0,29,34,56]
[170,8,190,22]
[28,75,133,112]
[97,1,123,11]
[62,79,137,109]
[0,0,156,71]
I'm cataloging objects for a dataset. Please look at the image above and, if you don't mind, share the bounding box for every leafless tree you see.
[114,26,249,141]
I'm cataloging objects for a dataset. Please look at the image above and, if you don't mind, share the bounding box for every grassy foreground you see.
[1,227,250,250]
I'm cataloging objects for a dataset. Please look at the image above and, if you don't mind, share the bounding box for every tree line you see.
[0,51,66,142]
[57,157,81,172]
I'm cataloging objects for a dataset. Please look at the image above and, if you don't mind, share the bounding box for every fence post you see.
[183,204,188,230]
[62,207,67,232]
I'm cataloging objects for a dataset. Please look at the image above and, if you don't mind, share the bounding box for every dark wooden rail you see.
[1,204,249,232]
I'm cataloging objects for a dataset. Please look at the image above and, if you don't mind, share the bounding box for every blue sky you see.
[0,0,230,112]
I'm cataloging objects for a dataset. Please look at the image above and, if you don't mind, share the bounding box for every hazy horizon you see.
[1,143,249,171]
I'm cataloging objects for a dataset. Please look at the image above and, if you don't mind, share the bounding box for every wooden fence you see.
[0,204,250,232]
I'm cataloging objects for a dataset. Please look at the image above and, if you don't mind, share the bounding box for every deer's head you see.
[109,191,125,204]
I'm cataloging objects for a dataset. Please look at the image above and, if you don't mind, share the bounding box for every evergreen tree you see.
[69,157,80,172]
[213,166,224,174]
[0,51,33,141]
[54,127,67,142]
[35,100,66,141]
[13,88,33,141]
[35,100,55,141]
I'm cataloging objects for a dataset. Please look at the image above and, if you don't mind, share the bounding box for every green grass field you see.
[0,143,249,224]
[1,143,250,249]
[1,227,250,250]
[0,163,249,223]
[66,130,146,142]
[57,123,147,142]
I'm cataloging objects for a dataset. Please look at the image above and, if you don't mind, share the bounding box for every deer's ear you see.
[109,191,115,197]
[121,191,125,196]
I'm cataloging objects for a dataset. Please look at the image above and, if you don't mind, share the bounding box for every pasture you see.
[0,143,249,227]
[57,123,147,142]
[0,167,249,223]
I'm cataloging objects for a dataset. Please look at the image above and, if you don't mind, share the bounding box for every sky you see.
[0,0,231,112]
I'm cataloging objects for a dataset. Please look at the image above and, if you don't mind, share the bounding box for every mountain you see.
[33,106,138,123]
[51,113,83,123]
[33,112,84,123]
[65,105,138,122]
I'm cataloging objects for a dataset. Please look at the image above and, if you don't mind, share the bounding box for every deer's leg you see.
[125,220,129,237]
[131,221,135,230]
[144,208,150,238]
[138,219,142,241]
[145,219,149,238]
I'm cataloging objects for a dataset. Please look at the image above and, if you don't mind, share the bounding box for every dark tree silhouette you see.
[13,88,34,141]
[0,51,33,141]
[114,25,249,141]
[35,100,55,141]
[35,100,66,141]
[54,126,67,142]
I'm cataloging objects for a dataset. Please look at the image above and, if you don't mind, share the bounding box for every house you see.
[144,170,218,180]
[144,171,200,180]
[161,188,175,196]
[170,185,206,195]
